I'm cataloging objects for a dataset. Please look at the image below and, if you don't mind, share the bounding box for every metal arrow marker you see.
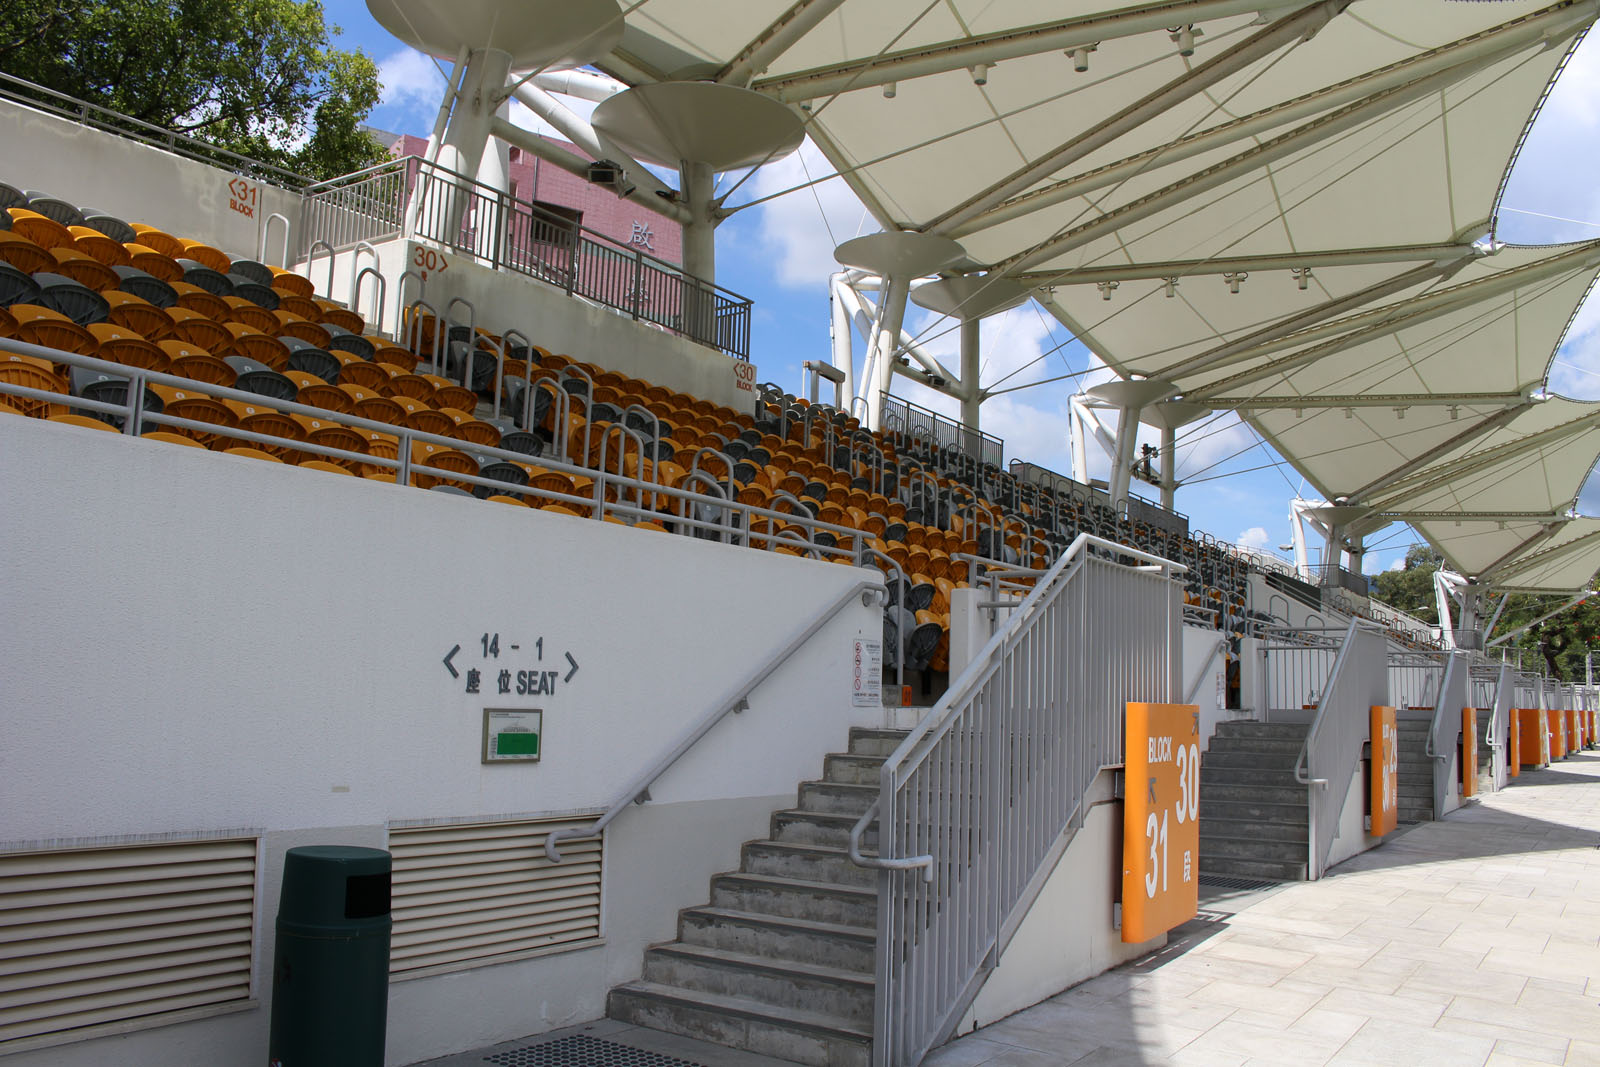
[564,651,580,683]
[443,644,461,679]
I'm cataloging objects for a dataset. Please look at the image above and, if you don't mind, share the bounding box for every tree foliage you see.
[0,0,388,181]
[1372,542,1600,681]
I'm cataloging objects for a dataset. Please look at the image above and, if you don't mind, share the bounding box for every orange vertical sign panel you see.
[1121,703,1201,944]
[1547,710,1566,760]
[1517,709,1545,768]
[1509,709,1521,777]
[1370,706,1398,837]
[1460,708,1477,799]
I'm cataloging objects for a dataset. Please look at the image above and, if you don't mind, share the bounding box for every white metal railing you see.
[1425,652,1467,817]
[1255,626,1344,717]
[1294,618,1384,880]
[1389,650,1446,711]
[848,534,1183,1067]
[1487,662,1514,791]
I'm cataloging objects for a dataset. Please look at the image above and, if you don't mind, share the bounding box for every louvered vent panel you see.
[388,818,601,975]
[0,838,257,1046]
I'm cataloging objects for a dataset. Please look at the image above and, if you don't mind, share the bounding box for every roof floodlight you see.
[1097,280,1119,301]
[883,81,897,99]
[1394,407,1407,420]
[970,63,989,86]
[1069,45,1096,73]
[1169,25,1198,57]
[1344,407,1354,419]
[1448,406,1461,421]
[1163,277,1178,298]
[1292,267,1312,291]
[1223,271,1248,294]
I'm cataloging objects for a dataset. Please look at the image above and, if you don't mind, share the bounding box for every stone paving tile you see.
[1327,1016,1494,1066]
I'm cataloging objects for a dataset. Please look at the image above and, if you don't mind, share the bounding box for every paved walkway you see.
[421,751,1600,1067]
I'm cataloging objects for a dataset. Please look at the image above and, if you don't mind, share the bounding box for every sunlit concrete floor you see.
[419,751,1600,1067]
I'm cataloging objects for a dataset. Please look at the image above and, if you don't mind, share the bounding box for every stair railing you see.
[544,577,886,862]
[849,534,1184,1067]
[1294,617,1382,879]
[1424,651,1467,817]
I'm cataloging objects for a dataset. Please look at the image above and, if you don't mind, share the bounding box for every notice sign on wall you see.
[483,708,542,763]
[851,638,882,708]
[1369,705,1397,837]
[1460,708,1477,799]
[1121,702,1200,944]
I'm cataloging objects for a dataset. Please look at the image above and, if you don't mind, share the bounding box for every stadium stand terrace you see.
[2,3,1600,1067]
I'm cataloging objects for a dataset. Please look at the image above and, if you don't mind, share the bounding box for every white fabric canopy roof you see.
[1489,518,1600,592]
[599,0,1600,588]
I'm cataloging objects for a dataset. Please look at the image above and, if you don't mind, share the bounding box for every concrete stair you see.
[1396,718,1434,825]
[1198,721,1310,882]
[607,726,907,1067]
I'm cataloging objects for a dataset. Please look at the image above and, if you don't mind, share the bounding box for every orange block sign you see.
[1547,710,1567,761]
[1516,709,1545,768]
[1460,708,1477,799]
[1370,706,1397,837]
[1509,710,1521,777]
[1122,703,1201,943]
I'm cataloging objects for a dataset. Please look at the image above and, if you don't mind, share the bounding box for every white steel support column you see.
[435,48,514,238]
[1160,425,1177,512]
[829,273,856,406]
[959,317,982,454]
[682,160,718,343]
[1109,405,1142,512]
[866,274,913,432]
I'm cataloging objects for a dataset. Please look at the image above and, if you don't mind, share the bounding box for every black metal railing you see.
[300,156,752,359]
[881,393,1003,467]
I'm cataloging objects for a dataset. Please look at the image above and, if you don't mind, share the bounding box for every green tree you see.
[0,0,387,181]
[1486,590,1600,682]
[1371,544,1443,624]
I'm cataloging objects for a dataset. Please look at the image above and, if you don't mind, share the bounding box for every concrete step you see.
[1199,782,1308,805]
[771,809,877,851]
[1397,784,1434,800]
[678,907,876,974]
[1199,854,1306,881]
[641,943,874,1026]
[1200,798,1308,824]
[823,753,884,786]
[1199,817,1306,844]
[1204,736,1306,756]
[1212,722,1311,741]
[1397,805,1434,823]
[1199,835,1306,863]
[1201,749,1303,770]
[848,727,908,758]
[608,982,871,1067]
[710,873,876,928]
[798,780,878,817]
[1200,765,1301,788]
[741,841,875,889]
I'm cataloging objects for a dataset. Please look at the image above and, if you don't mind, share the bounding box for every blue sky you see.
[325,2,1600,574]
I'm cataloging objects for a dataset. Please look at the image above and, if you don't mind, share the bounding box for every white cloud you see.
[1388,557,1406,572]
[743,138,873,290]
[1236,526,1271,552]
[377,48,448,122]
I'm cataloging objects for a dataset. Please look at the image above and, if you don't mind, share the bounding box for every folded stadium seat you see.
[387,371,437,402]
[169,280,230,322]
[0,231,50,275]
[163,344,235,386]
[0,352,69,417]
[0,261,42,306]
[139,428,204,449]
[226,360,297,403]
[497,429,544,458]
[279,337,341,384]
[174,259,234,300]
[121,244,183,283]
[313,298,364,336]
[127,224,183,258]
[268,266,313,299]
[165,306,232,351]
[48,247,118,292]
[7,208,72,250]
[358,429,400,476]
[321,323,375,362]
[178,240,231,275]
[223,446,281,462]
[440,408,500,447]
[355,394,406,426]
[473,457,529,500]
[222,295,279,334]
[224,399,305,459]
[299,459,355,477]
[102,290,173,340]
[341,354,402,393]
[74,210,136,245]
[426,379,476,412]
[10,303,95,354]
[0,183,23,214]
[0,304,14,337]
[297,418,367,470]
[369,341,418,373]
[30,272,108,325]
[48,412,119,433]
[274,311,330,349]
[20,191,83,228]
[296,380,354,414]
[87,322,166,371]
[402,404,457,438]
[113,265,178,308]
[222,323,290,370]
[148,385,236,447]
[223,258,272,287]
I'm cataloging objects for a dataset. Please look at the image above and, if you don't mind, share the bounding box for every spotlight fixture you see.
[1097,280,1119,301]
[1292,267,1312,291]
[1169,25,1198,57]
[1068,44,1097,72]
[1394,407,1407,420]
[970,63,989,86]
[1448,405,1461,421]
[1343,407,1354,419]
[883,81,897,99]
[1223,271,1248,294]
[1163,277,1178,298]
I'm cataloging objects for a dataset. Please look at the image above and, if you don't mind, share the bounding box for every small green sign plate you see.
[482,708,543,763]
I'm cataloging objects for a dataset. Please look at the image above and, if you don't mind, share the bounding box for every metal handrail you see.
[854,532,1184,1067]
[545,578,886,861]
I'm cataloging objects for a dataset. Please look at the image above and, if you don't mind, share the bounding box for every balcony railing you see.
[299,156,752,360]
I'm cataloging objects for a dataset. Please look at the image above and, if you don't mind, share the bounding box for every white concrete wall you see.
[0,100,303,266]
[1181,625,1229,751]
[0,416,884,1066]
[1321,631,1395,873]
[954,772,1161,1033]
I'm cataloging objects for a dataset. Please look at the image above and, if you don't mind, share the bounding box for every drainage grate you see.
[485,1035,704,1067]
[1199,875,1281,892]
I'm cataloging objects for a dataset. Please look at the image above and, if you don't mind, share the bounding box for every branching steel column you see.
[926,1,1350,236]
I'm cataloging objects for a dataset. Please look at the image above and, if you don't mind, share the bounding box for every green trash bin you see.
[268,845,392,1067]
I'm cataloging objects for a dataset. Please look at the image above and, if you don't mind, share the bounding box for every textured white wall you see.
[0,416,883,1065]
